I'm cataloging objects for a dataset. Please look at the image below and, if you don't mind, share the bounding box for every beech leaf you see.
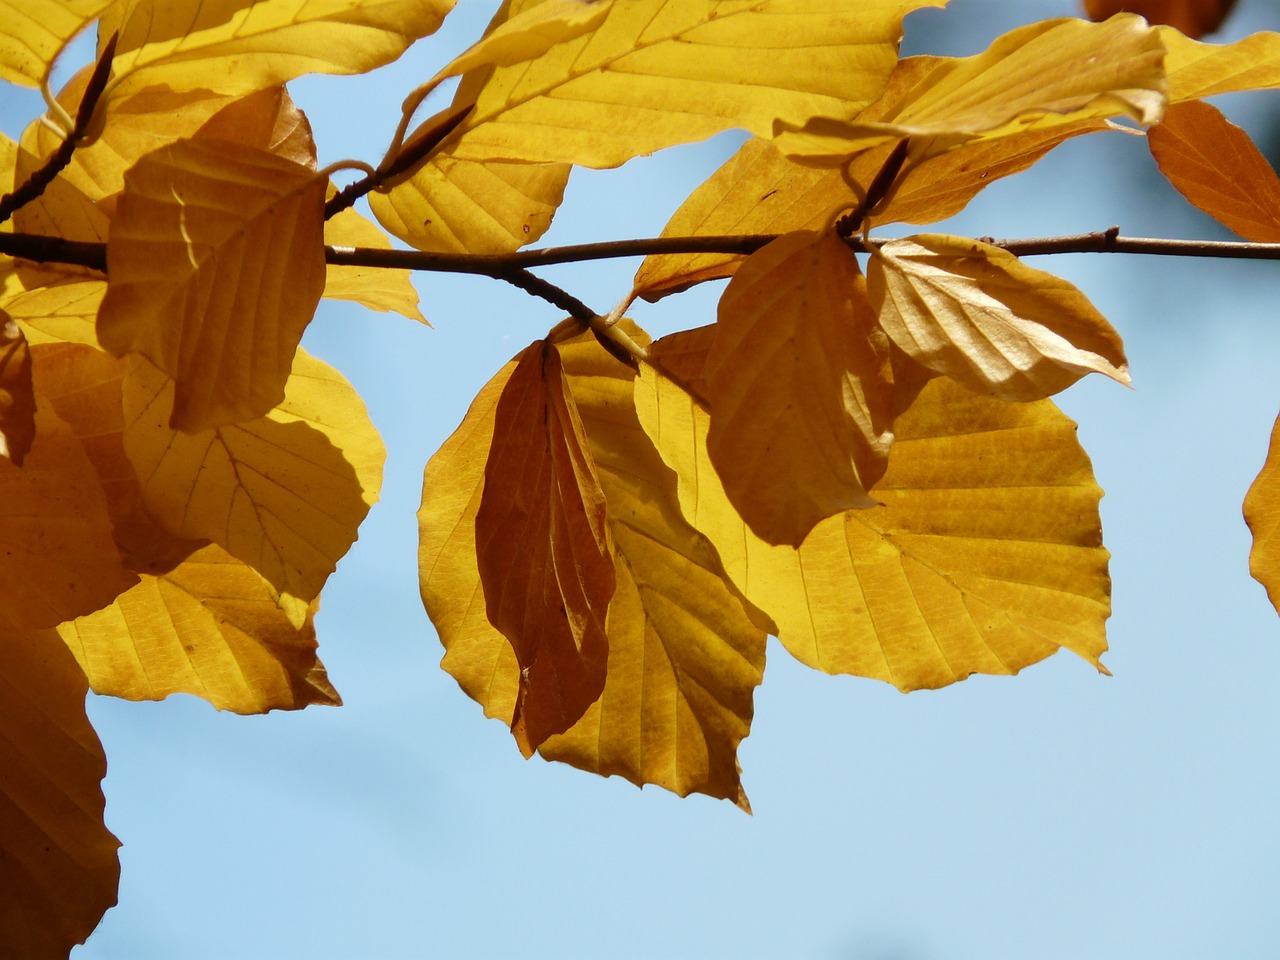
[1244,412,1280,616]
[867,234,1130,401]
[0,312,36,466]
[706,230,892,547]
[1162,27,1280,103]
[1085,0,1236,40]
[0,628,119,959]
[475,340,616,756]
[97,137,327,430]
[0,0,111,87]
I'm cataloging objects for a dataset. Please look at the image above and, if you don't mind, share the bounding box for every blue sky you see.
[5,1,1280,957]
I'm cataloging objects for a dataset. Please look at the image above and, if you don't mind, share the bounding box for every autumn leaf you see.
[0,0,111,87]
[867,234,1130,401]
[58,543,339,714]
[324,198,426,321]
[1085,0,1236,39]
[435,0,946,169]
[0,628,119,960]
[3,279,103,347]
[1244,412,1280,616]
[99,0,456,100]
[705,230,891,547]
[0,310,36,465]
[420,330,766,806]
[1148,99,1280,243]
[636,355,1111,689]
[97,137,327,430]
[1162,27,1280,102]
[474,339,615,755]
[121,350,384,623]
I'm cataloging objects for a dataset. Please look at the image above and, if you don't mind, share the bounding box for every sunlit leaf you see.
[58,543,339,713]
[97,137,327,430]
[867,234,1130,401]
[1162,27,1280,102]
[1085,0,1236,39]
[324,200,426,321]
[636,360,1111,689]
[1149,99,1280,242]
[0,0,111,87]
[3,280,103,347]
[438,0,946,169]
[706,230,890,547]
[0,311,36,466]
[475,339,615,755]
[121,350,384,621]
[773,15,1164,163]
[1244,411,1280,616]
[0,628,119,959]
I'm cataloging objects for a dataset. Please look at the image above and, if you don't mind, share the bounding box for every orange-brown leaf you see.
[1084,0,1236,39]
[1149,99,1280,242]
[707,230,892,547]
[97,138,327,430]
[0,628,119,959]
[475,340,615,755]
[0,311,36,465]
[1244,411,1280,616]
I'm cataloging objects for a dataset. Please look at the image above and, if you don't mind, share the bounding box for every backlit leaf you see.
[97,137,327,430]
[867,234,1130,401]
[0,312,36,466]
[1162,27,1280,102]
[324,201,426,321]
[774,16,1164,163]
[706,230,891,547]
[57,543,339,714]
[1148,99,1280,242]
[100,0,456,99]
[0,403,136,630]
[1244,412,1280,616]
[121,350,384,621]
[475,340,615,755]
[3,280,103,347]
[0,628,119,959]
[440,0,946,169]
[636,362,1111,689]
[0,0,111,87]
[1085,0,1235,39]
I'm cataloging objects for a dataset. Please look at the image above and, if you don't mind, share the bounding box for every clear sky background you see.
[4,1,1279,957]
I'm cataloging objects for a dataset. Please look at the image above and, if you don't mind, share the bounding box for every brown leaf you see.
[1149,99,1280,242]
[1084,0,1236,39]
[475,340,615,755]
[1244,411,1280,616]
[0,311,36,465]
[706,230,893,547]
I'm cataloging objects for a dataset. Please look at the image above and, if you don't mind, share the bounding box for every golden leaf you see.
[420,330,766,806]
[1244,412,1280,616]
[475,339,615,755]
[97,137,327,430]
[0,311,36,466]
[100,0,456,99]
[324,200,426,321]
[439,0,945,169]
[867,234,1130,401]
[773,15,1165,163]
[0,0,112,87]
[1085,0,1236,40]
[121,350,384,621]
[3,280,103,347]
[1162,28,1280,102]
[0,403,136,630]
[0,628,119,959]
[706,230,891,547]
[1149,99,1280,242]
[58,543,339,713]
[636,362,1111,689]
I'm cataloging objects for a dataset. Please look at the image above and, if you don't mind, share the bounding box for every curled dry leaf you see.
[706,230,892,547]
[475,339,615,755]
[867,234,1130,401]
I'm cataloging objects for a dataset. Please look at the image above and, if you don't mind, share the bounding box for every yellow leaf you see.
[121,350,384,621]
[0,0,112,87]
[0,628,119,959]
[1244,412,1280,616]
[194,86,318,168]
[100,0,456,99]
[1085,0,1236,39]
[0,404,136,630]
[636,362,1111,689]
[773,16,1165,163]
[58,543,339,713]
[324,200,426,321]
[420,330,766,806]
[706,230,891,547]
[475,340,615,755]
[3,280,103,346]
[867,234,1130,401]
[97,137,327,430]
[1148,99,1280,242]
[441,0,946,168]
[1162,27,1280,102]
[0,312,36,466]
